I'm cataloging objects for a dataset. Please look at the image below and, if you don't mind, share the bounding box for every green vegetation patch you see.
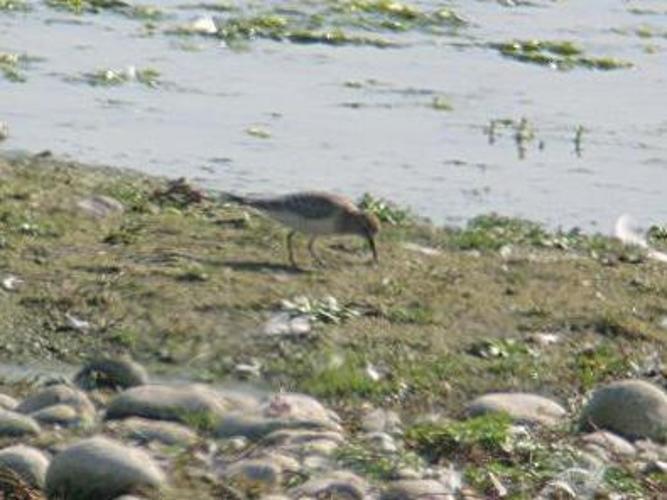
[358,192,412,225]
[492,40,632,71]
[280,295,360,325]
[406,413,513,462]
[335,440,424,480]
[297,352,396,399]
[448,214,550,251]
[443,212,649,265]
[572,342,634,390]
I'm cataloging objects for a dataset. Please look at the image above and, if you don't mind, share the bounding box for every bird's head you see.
[352,211,380,263]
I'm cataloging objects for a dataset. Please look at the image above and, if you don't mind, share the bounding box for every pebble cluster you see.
[0,357,663,499]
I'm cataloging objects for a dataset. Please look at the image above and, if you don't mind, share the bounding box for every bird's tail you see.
[614,214,667,263]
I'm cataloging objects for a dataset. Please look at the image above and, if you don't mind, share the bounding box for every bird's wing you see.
[252,193,354,219]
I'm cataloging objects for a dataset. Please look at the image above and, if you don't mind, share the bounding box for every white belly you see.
[270,211,338,235]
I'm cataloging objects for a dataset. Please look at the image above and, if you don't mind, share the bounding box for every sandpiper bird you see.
[224,191,380,268]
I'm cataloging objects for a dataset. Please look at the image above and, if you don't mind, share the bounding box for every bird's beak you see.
[368,235,378,263]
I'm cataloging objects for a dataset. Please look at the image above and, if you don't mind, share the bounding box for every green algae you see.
[0,0,29,11]
[0,52,28,83]
[493,39,632,71]
[46,0,165,20]
[171,0,464,48]
[333,0,466,32]
[81,67,160,87]
[245,126,271,139]
[214,13,289,40]
[209,13,396,48]
[285,28,395,47]
[123,4,165,21]
[431,95,453,111]
[46,0,128,14]
[183,1,237,13]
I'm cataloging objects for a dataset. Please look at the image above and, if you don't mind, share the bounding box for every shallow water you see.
[1,0,666,230]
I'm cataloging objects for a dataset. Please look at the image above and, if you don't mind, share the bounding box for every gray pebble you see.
[466,392,566,427]
[216,414,334,440]
[31,403,84,428]
[76,195,125,219]
[361,407,402,435]
[0,393,18,411]
[107,417,198,447]
[581,431,636,458]
[45,436,166,500]
[580,379,667,442]
[0,409,40,437]
[381,479,456,500]
[16,384,95,417]
[105,384,229,425]
[0,445,49,489]
[292,471,369,500]
[74,357,148,391]
[223,458,282,493]
[261,393,341,431]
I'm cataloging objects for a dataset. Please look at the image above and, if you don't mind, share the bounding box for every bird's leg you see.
[287,230,298,268]
[307,236,325,267]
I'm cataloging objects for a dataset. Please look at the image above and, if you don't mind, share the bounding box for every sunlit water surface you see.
[2,0,666,230]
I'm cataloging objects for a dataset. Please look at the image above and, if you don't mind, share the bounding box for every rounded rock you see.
[381,479,455,500]
[0,409,40,437]
[264,429,344,447]
[537,480,577,499]
[261,393,341,430]
[293,471,369,500]
[297,438,341,457]
[0,393,18,411]
[266,429,343,456]
[105,384,229,425]
[581,431,636,457]
[32,404,84,428]
[579,379,667,442]
[74,357,148,391]
[224,459,282,493]
[0,445,49,489]
[364,431,399,453]
[215,413,334,440]
[45,436,166,500]
[361,407,402,435]
[466,392,566,427]
[76,195,125,219]
[302,453,332,472]
[16,384,95,417]
[107,417,198,447]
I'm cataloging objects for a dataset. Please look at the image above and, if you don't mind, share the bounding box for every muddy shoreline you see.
[0,152,665,497]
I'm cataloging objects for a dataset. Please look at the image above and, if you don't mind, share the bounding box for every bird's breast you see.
[269,210,340,235]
